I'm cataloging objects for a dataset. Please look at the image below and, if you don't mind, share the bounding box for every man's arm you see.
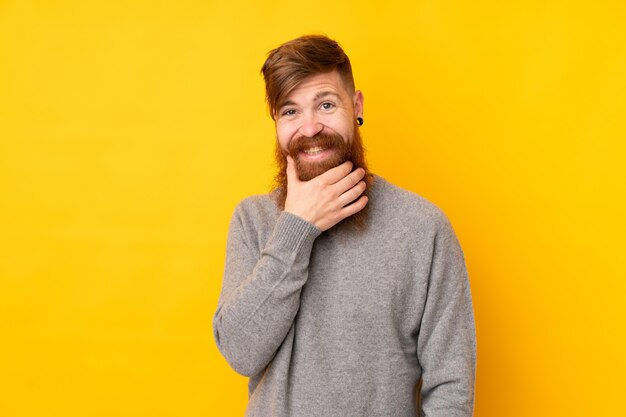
[418,214,476,417]
[213,207,320,376]
[213,160,367,377]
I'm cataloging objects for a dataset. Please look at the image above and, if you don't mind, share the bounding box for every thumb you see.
[286,155,299,185]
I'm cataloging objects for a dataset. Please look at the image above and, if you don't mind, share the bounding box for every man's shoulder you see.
[371,175,452,232]
[231,191,281,225]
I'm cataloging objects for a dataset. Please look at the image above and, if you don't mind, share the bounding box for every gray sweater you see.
[213,175,476,417]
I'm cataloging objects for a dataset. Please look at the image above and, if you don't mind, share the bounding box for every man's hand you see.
[284,156,368,231]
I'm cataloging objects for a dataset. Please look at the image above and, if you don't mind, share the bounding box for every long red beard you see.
[273,122,372,230]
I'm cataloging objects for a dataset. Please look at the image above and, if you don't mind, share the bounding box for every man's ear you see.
[353,90,364,119]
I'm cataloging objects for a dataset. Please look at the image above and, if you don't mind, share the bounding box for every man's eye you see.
[321,102,334,110]
[282,109,296,116]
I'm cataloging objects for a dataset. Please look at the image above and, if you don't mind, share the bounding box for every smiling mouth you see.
[302,146,327,155]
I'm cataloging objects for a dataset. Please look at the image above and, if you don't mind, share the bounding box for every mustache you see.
[286,133,347,157]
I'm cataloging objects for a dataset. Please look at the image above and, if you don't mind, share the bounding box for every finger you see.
[338,180,366,207]
[338,195,368,220]
[319,160,353,185]
[334,167,365,193]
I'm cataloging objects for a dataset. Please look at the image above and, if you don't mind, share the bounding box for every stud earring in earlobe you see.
[357,117,364,126]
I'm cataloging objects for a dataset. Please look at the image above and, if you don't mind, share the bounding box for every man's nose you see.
[298,113,323,138]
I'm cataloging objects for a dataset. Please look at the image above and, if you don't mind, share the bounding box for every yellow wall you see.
[1,1,625,416]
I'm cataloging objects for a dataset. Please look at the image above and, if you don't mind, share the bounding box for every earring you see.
[357,117,364,126]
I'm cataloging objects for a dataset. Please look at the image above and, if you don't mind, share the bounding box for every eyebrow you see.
[280,99,296,109]
[314,91,343,102]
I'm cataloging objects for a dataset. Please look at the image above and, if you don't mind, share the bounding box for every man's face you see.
[275,71,364,180]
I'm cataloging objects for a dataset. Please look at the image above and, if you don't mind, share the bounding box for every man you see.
[213,35,476,417]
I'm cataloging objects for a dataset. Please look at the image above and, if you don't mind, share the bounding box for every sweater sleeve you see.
[213,203,321,377]
[417,214,476,417]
